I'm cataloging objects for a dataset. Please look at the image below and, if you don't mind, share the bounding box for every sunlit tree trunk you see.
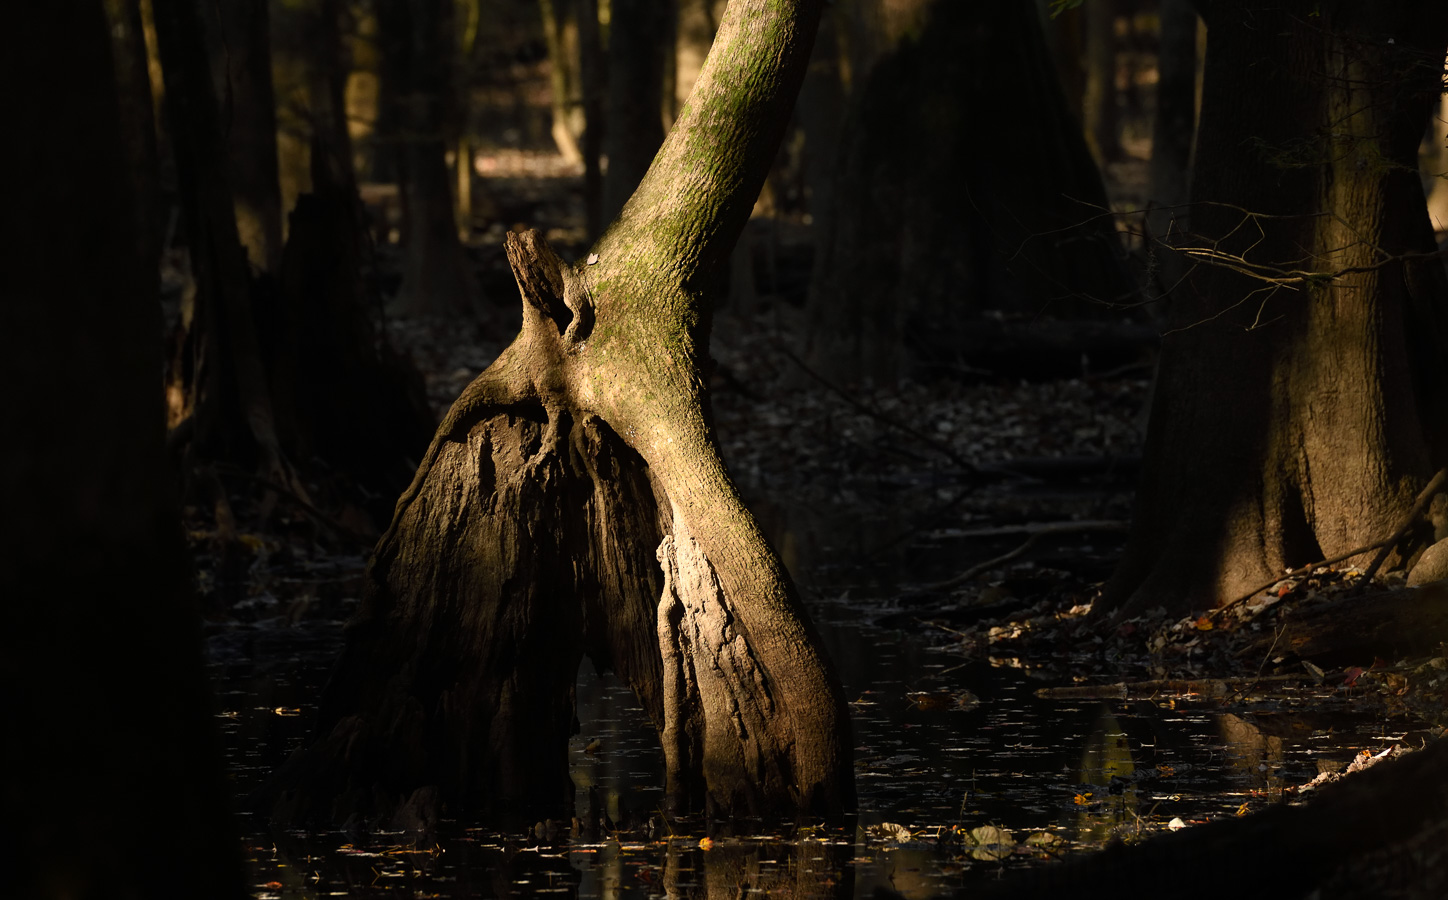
[1102,0,1448,617]
[272,0,854,828]
[539,0,585,164]
[7,4,244,896]
[1427,89,1448,235]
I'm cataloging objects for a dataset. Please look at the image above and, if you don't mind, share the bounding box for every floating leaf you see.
[1024,831,1061,846]
[1235,802,1250,817]
[1167,817,1186,831]
[698,837,713,850]
[874,822,912,843]
[968,825,1015,861]
[1073,792,1093,806]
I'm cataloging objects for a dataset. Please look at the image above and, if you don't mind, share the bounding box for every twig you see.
[213,464,377,550]
[1356,467,1448,588]
[1218,538,1395,612]
[924,520,1129,591]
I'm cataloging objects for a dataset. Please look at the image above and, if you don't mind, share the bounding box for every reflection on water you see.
[216,608,1425,899]
[211,483,1424,897]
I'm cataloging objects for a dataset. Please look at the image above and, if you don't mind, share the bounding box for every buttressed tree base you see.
[272,0,855,827]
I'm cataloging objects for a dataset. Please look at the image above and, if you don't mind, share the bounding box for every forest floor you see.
[188,149,1448,898]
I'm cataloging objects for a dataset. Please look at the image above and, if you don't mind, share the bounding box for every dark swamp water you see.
[207,481,1433,899]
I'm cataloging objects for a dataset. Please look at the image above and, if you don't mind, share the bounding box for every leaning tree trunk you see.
[1102,0,1448,618]
[272,0,853,828]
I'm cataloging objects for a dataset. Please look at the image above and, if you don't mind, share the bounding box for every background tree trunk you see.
[102,0,164,271]
[272,0,854,828]
[1144,0,1198,273]
[1082,0,1121,166]
[272,0,356,214]
[6,4,244,896]
[1103,0,1448,617]
[199,0,284,274]
[602,0,669,224]
[154,0,292,481]
[379,0,477,317]
[806,0,1135,385]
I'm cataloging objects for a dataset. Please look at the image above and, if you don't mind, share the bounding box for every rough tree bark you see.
[806,0,1135,384]
[6,4,244,896]
[1102,0,1448,617]
[272,0,854,828]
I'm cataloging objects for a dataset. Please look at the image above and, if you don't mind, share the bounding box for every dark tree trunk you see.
[577,0,604,238]
[806,0,1135,384]
[5,4,244,896]
[199,0,284,273]
[272,0,854,828]
[1144,0,1198,266]
[378,0,476,317]
[102,0,164,270]
[266,160,438,516]
[1103,0,1448,617]
[272,0,357,215]
[1082,0,1121,165]
[159,0,433,518]
[154,0,293,482]
[602,0,668,224]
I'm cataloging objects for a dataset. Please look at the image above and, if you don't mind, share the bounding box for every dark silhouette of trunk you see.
[807,0,1134,384]
[578,0,604,237]
[1102,0,1448,617]
[378,0,476,317]
[1082,0,1121,165]
[1144,0,1198,261]
[272,0,356,219]
[200,0,284,273]
[266,154,438,518]
[7,4,244,896]
[103,0,164,269]
[158,0,432,517]
[271,0,854,828]
[154,0,293,482]
[602,0,668,223]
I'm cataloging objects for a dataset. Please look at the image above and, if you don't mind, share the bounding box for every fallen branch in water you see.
[925,520,1128,591]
